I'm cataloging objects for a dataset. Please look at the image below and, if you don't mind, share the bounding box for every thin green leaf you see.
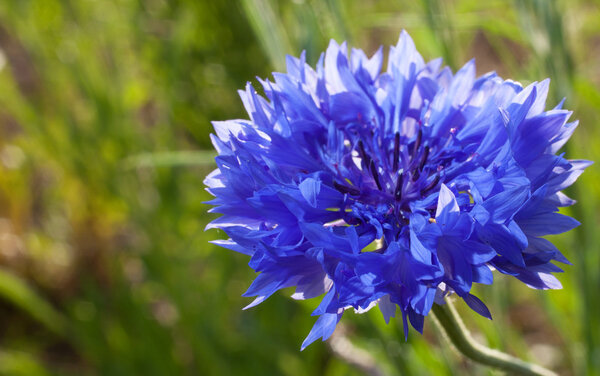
[0,268,66,337]
[123,151,217,169]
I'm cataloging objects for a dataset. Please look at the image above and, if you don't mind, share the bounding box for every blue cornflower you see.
[205,31,590,350]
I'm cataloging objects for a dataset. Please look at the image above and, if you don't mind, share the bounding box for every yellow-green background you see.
[0,0,597,375]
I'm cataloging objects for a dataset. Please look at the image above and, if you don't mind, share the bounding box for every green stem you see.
[0,267,67,337]
[431,298,557,376]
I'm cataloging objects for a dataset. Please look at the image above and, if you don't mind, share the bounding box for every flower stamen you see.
[394,173,404,201]
[393,132,400,172]
[369,160,382,190]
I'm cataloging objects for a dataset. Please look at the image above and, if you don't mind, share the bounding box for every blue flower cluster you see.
[205,31,590,349]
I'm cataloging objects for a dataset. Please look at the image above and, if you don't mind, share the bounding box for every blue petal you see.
[437,236,473,294]
[330,92,374,124]
[504,84,537,139]
[463,293,492,320]
[518,212,580,236]
[472,264,494,284]
[435,184,460,228]
[513,110,571,166]
[478,223,526,267]
[408,309,425,334]
[388,30,424,78]
[482,184,530,224]
[312,287,337,316]
[461,240,496,264]
[301,313,342,350]
[378,295,397,324]
[299,178,321,207]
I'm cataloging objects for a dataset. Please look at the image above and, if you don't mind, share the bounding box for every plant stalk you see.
[431,299,557,376]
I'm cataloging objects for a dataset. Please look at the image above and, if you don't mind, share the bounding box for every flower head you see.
[205,31,590,349]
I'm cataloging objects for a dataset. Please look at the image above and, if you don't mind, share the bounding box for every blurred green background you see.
[0,0,597,375]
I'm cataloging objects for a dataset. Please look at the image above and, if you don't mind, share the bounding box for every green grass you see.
[0,0,597,375]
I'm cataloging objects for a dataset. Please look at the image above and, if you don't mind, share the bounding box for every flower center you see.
[333,127,444,217]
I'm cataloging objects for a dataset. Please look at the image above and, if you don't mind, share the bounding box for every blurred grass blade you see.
[240,0,293,71]
[0,349,52,376]
[514,0,574,100]
[123,151,217,169]
[309,0,349,42]
[422,0,458,69]
[515,1,593,374]
[0,268,66,337]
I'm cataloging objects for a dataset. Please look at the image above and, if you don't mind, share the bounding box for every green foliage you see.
[0,0,597,375]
